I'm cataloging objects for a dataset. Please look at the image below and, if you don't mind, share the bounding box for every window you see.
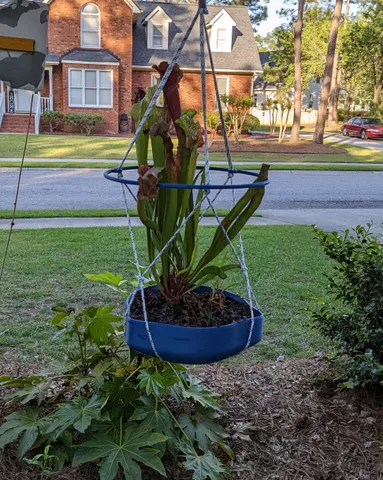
[69,69,112,108]
[308,94,314,109]
[151,74,164,107]
[151,74,160,87]
[215,76,229,110]
[152,25,164,48]
[81,4,100,49]
[216,28,227,51]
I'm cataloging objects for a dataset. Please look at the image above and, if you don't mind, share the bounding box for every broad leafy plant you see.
[0,274,231,479]
[312,224,383,388]
[130,63,268,304]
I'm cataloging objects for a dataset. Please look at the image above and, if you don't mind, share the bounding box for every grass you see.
[1,161,382,171]
[0,226,332,365]
[0,208,261,219]
[1,133,383,166]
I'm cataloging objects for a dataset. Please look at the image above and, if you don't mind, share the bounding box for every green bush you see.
[337,109,345,122]
[41,110,64,133]
[312,225,383,388]
[64,112,105,135]
[242,114,261,132]
[0,272,231,480]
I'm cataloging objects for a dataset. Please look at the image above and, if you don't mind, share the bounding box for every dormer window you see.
[207,9,236,53]
[143,6,172,50]
[152,25,164,48]
[81,4,100,49]
[216,28,227,50]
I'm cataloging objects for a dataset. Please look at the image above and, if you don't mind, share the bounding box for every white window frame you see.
[81,3,101,49]
[215,76,229,111]
[216,28,227,51]
[151,74,160,87]
[148,21,169,50]
[68,68,113,108]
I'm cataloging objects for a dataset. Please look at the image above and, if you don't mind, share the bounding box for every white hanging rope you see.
[121,183,162,359]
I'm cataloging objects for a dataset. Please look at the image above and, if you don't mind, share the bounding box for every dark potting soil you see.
[129,289,252,327]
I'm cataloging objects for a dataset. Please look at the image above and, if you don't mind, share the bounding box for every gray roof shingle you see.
[61,48,120,64]
[133,2,261,73]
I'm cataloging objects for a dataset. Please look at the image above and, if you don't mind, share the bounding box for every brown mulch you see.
[1,359,383,480]
[204,139,347,155]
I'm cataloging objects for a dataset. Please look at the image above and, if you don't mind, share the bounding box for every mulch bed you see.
[204,139,347,155]
[1,358,382,479]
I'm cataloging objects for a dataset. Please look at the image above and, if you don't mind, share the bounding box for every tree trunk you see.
[373,85,382,105]
[313,0,343,144]
[290,0,305,143]
[344,85,352,122]
[328,50,340,125]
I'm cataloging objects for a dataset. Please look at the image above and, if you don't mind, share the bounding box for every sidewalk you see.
[1,157,382,167]
[1,209,381,232]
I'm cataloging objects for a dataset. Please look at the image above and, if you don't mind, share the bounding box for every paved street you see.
[1,168,382,211]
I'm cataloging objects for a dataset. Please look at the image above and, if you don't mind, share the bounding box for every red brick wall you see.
[61,63,120,134]
[132,70,253,112]
[48,0,133,133]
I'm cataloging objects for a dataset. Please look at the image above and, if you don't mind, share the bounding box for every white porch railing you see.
[0,92,5,128]
[40,96,53,113]
[34,93,41,135]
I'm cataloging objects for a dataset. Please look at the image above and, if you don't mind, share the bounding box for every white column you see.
[0,81,4,94]
[48,67,53,110]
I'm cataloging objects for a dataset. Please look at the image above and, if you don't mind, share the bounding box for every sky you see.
[256,0,360,37]
[257,0,287,37]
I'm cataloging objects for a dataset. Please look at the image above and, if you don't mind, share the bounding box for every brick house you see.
[0,0,262,134]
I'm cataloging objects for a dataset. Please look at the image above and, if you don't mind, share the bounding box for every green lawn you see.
[1,133,383,166]
[0,226,332,365]
[0,208,261,219]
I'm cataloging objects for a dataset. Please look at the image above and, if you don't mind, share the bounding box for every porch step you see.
[0,113,36,133]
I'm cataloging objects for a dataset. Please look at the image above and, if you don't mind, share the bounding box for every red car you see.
[342,117,383,139]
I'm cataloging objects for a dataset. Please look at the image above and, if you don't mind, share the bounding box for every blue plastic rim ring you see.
[104,165,270,191]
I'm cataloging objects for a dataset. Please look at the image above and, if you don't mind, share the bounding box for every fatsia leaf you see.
[182,377,223,413]
[85,272,126,287]
[179,408,226,452]
[101,377,140,407]
[130,396,177,454]
[45,395,105,440]
[5,379,51,406]
[179,441,227,480]
[84,306,121,345]
[137,369,177,396]
[72,422,168,480]
[0,409,41,459]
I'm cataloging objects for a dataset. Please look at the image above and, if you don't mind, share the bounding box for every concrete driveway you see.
[299,131,383,152]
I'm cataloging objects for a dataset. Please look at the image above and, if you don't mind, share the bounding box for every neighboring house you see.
[0,0,262,134]
[253,51,321,110]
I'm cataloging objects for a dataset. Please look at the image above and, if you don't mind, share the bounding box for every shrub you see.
[64,112,105,135]
[0,272,231,479]
[312,225,383,388]
[337,109,345,122]
[220,94,254,143]
[242,114,261,133]
[41,110,64,133]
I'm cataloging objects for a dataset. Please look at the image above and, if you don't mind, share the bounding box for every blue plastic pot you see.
[125,285,264,364]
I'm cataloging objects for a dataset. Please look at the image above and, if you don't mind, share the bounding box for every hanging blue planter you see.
[125,285,264,364]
